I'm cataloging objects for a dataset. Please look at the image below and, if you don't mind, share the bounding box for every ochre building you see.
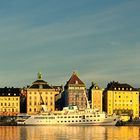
[0,87,20,116]
[26,73,60,115]
[103,82,139,118]
[89,82,103,112]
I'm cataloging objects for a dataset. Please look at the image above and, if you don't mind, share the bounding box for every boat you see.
[16,105,119,126]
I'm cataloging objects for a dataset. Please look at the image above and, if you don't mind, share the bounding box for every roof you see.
[66,72,85,85]
[29,79,52,89]
[106,81,136,91]
[0,87,20,96]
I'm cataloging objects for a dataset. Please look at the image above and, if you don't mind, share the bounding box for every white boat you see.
[16,106,119,126]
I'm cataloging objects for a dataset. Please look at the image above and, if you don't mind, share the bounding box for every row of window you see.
[113,92,138,94]
[28,96,53,100]
[70,102,86,106]
[0,98,19,101]
[28,102,53,106]
[69,97,85,101]
[0,108,19,112]
[29,92,53,95]
[28,108,53,112]
[0,102,19,106]
[57,115,100,119]
[114,87,132,91]
[69,87,85,90]
[57,119,100,123]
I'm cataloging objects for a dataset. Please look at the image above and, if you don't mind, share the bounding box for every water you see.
[0,126,140,140]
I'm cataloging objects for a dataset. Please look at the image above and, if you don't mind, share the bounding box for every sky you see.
[0,0,140,88]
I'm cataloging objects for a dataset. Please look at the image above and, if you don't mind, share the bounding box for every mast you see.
[84,90,90,109]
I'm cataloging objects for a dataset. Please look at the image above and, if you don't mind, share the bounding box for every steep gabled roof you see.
[66,72,85,85]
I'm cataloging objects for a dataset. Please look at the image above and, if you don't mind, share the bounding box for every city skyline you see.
[0,0,140,88]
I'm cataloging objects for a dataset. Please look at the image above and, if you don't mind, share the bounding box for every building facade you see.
[89,82,103,112]
[64,72,87,110]
[0,87,20,116]
[103,82,139,118]
[26,73,60,115]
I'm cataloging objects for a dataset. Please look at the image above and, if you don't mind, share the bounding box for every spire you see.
[73,71,78,76]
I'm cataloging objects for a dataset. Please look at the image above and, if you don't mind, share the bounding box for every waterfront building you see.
[103,81,139,118]
[0,87,20,116]
[63,72,87,110]
[26,73,60,115]
[89,82,103,112]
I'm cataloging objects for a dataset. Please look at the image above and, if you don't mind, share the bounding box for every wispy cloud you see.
[0,0,140,88]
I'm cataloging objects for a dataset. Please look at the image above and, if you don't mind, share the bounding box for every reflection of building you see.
[63,72,87,110]
[26,73,60,115]
[106,127,139,140]
[0,87,20,116]
[103,81,139,118]
[89,82,103,112]
[0,126,20,140]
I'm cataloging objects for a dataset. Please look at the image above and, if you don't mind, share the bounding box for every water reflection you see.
[0,126,140,140]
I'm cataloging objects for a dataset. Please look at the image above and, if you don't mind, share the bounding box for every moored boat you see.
[16,106,119,126]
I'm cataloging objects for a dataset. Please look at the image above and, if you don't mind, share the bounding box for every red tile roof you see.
[66,72,85,85]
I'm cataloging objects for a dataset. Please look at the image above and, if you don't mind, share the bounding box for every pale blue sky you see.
[0,0,140,88]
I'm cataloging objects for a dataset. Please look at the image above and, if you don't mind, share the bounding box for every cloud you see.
[0,0,140,87]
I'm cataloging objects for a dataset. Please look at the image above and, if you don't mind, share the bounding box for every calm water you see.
[0,126,140,140]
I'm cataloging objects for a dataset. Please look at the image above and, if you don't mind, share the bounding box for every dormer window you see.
[39,85,43,89]
[75,81,78,84]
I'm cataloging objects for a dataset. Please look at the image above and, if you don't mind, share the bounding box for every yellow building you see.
[89,82,103,112]
[26,73,60,115]
[0,88,20,116]
[103,82,139,119]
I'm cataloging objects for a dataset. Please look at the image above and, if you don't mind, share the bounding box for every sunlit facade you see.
[103,82,139,118]
[89,83,103,112]
[64,72,87,110]
[0,88,20,116]
[26,73,60,115]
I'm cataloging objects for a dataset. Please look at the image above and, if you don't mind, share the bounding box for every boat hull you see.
[17,115,118,126]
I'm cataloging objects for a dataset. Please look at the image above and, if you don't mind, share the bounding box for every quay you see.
[0,116,17,126]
